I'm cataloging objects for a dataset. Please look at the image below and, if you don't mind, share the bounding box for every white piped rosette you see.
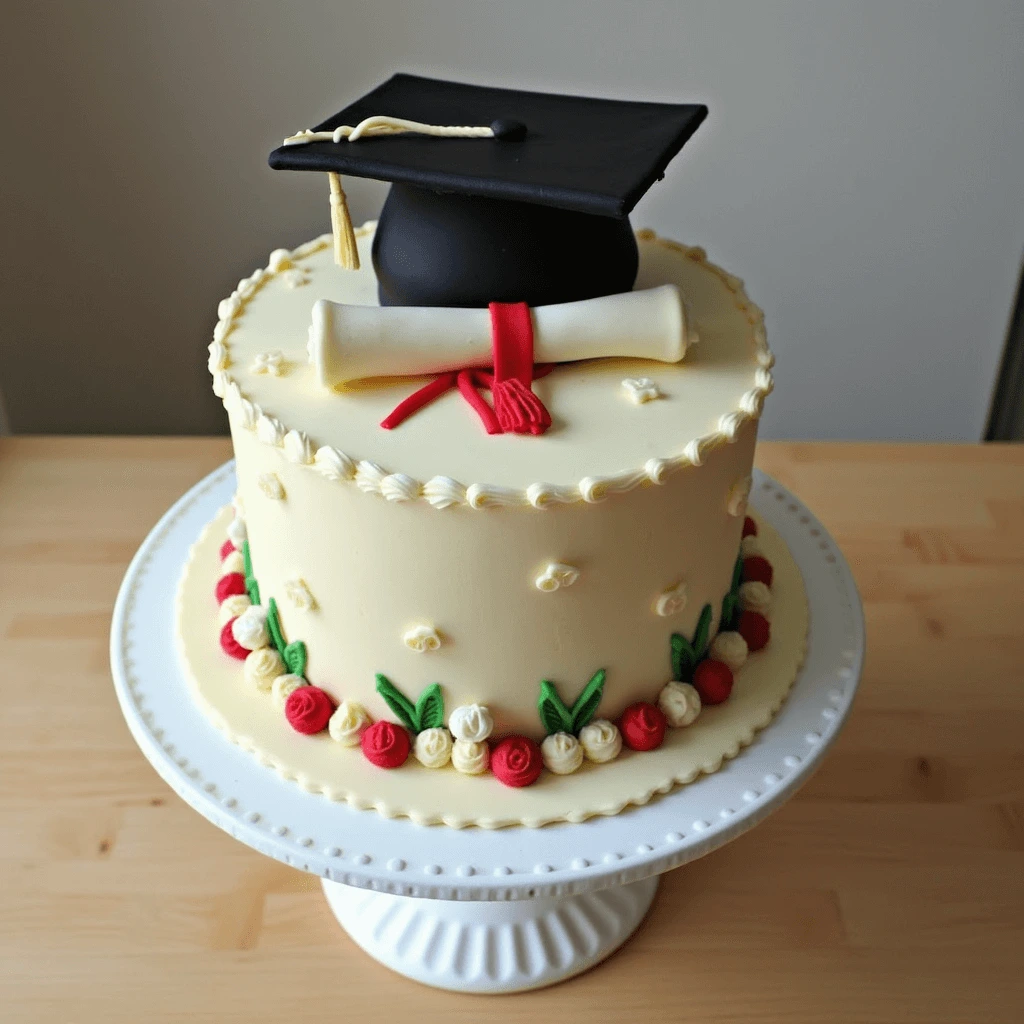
[578,719,622,763]
[218,594,251,626]
[221,549,245,574]
[245,647,285,691]
[414,727,453,768]
[448,704,493,775]
[328,700,373,746]
[658,681,702,727]
[541,732,584,775]
[232,605,269,651]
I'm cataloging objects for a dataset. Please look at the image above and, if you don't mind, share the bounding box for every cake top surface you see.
[211,226,773,508]
[268,73,708,219]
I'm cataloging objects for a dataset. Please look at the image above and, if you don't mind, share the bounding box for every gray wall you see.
[1,0,1022,439]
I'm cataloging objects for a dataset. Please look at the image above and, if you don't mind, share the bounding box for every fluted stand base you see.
[322,875,660,994]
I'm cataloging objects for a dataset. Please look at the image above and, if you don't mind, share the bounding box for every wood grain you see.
[1,437,1022,1023]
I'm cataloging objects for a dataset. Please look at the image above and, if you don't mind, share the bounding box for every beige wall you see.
[1,1,1022,438]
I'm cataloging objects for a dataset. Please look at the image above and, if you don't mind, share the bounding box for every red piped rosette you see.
[491,736,544,787]
[692,659,734,705]
[361,721,411,768]
[215,572,246,603]
[620,702,667,751]
[285,686,334,735]
[219,619,249,660]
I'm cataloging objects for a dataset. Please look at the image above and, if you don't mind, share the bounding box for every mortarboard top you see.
[269,73,707,218]
[269,74,707,308]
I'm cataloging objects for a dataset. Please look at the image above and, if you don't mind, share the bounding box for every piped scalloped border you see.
[208,226,774,511]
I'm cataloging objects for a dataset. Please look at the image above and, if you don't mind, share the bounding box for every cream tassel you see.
[328,173,360,271]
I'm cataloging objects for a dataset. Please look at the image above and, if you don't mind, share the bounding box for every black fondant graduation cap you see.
[269,74,707,308]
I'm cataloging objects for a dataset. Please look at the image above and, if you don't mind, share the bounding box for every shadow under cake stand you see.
[111,462,863,994]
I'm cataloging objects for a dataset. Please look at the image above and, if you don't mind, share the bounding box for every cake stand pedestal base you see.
[322,874,659,993]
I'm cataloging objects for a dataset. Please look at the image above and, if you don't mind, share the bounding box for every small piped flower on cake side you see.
[621,377,662,405]
[251,350,286,376]
[654,581,688,618]
[257,472,286,501]
[534,562,580,593]
[727,474,753,518]
[403,624,442,653]
[284,577,317,611]
[371,674,447,769]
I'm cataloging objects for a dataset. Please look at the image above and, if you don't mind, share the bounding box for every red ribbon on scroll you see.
[380,301,553,435]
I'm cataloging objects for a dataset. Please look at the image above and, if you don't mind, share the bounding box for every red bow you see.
[380,302,553,435]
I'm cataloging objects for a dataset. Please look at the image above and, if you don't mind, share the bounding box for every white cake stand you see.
[111,462,863,994]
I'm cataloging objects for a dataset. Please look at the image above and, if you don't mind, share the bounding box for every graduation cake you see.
[180,74,808,827]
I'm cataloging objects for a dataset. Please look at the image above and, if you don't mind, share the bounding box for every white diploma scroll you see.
[309,284,696,388]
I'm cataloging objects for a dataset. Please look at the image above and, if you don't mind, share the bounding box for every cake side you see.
[230,416,758,739]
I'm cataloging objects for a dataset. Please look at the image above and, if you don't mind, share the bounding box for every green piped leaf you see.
[721,593,738,633]
[570,669,606,733]
[283,640,307,678]
[692,603,714,661]
[731,551,744,593]
[375,674,417,732]
[241,542,261,604]
[538,679,573,736]
[719,549,745,632]
[266,598,286,659]
[671,633,696,682]
[415,683,445,732]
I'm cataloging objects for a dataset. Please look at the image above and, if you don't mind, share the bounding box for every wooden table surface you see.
[2,437,1023,1023]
